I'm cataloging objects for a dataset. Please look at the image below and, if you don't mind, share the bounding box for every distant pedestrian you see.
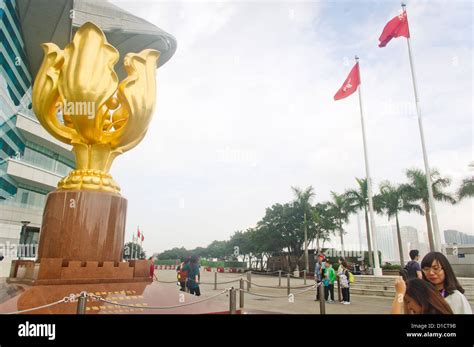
[323,259,336,303]
[401,249,422,280]
[391,277,453,314]
[149,257,155,279]
[421,252,472,314]
[186,255,201,296]
[314,256,323,301]
[177,257,190,292]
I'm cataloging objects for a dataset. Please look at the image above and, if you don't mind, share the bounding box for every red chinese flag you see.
[334,63,360,101]
[141,234,144,242]
[137,228,141,238]
[378,11,410,47]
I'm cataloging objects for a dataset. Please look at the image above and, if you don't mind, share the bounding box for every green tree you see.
[345,178,377,268]
[375,181,423,266]
[457,177,474,201]
[250,225,285,270]
[327,191,354,254]
[204,240,230,260]
[156,247,189,260]
[257,203,305,272]
[228,230,252,264]
[123,242,146,260]
[311,202,337,253]
[291,186,316,271]
[401,169,456,251]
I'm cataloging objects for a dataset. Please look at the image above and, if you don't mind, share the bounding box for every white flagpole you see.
[356,56,382,276]
[140,232,143,259]
[131,234,135,260]
[402,3,441,252]
[136,227,139,259]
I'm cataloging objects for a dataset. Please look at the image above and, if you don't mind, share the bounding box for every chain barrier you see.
[249,270,282,276]
[89,289,229,310]
[1,291,94,315]
[154,272,242,286]
[217,272,247,278]
[245,280,315,290]
[238,283,318,299]
[199,279,242,285]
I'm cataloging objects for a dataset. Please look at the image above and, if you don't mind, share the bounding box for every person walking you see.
[177,257,190,292]
[401,249,422,280]
[314,256,323,301]
[186,255,201,296]
[149,256,155,279]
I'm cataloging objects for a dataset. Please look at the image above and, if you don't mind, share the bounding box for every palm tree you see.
[457,177,474,201]
[401,169,456,251]
[376,181,423,267]
[311,202,337,253]
[291,186,315,271]
[327,191,354,254]
[344,178,375,268]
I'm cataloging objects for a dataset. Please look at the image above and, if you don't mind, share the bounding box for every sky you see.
[108,0,473,256]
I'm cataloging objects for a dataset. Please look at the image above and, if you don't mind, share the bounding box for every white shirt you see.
[445,290,472,314]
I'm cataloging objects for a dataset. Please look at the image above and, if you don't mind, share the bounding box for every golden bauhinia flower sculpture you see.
[32,22,160,194]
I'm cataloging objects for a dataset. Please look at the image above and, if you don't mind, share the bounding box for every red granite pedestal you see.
[8,191,151,285]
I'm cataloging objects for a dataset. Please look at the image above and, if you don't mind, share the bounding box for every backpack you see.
[402,261,418,280]
[348,271,355,284]
[178,264,189,282]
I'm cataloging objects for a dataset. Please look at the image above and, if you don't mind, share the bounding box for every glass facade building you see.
[0,0,75,274]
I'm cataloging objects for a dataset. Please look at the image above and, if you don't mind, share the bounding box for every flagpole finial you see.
[401,2,406,9]
[355,55,359,62]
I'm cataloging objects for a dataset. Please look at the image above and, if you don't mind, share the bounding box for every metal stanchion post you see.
[239,278,244,309]
[287,273,291,296]
[304,270,307,285]
[246,272,251,291]
[319,284,326,314]
[214,271,217,290]
[278,270,282,287]
[229,288,237,314]
[76,292,87,314]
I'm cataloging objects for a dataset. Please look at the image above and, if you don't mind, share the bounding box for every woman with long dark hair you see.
[421,252,472,314]
[392,278,453,314]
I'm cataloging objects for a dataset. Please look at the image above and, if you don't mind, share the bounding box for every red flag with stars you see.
[378,10,410,48]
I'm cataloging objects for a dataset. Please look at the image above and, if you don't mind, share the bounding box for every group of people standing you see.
[176,255,201,296]
[314,254,353,305]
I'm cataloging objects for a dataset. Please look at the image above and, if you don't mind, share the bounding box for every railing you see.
[2,270,332,315]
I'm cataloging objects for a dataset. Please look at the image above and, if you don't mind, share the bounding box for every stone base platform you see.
[8,259,153,286]
[0,280,232,314]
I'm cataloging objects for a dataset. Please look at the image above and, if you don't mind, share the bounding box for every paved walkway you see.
[154,270,394,314]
